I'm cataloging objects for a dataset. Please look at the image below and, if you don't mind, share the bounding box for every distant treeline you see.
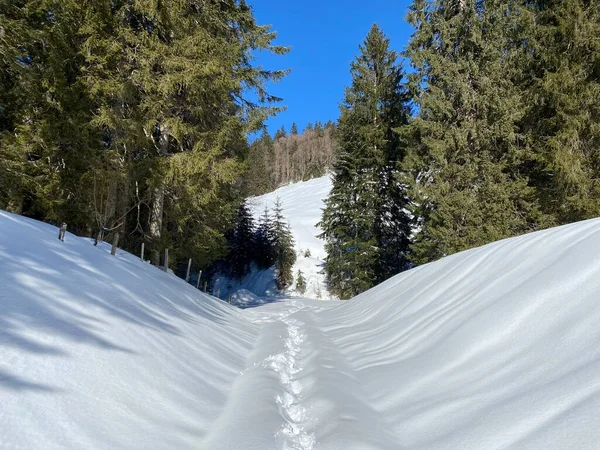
[246,121,338,196]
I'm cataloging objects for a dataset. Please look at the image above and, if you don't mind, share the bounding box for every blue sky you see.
[250,0,415,135]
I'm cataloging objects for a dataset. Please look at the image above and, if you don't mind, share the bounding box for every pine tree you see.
[319,24,412,299]
[271,197,296,290]
[0,0,288,272]
[404,0,550,265]
[247,131,276,195]
[520,0,600,224]
[295,270,307,295]
[274,125,287,139]
[290,122,298,135]
[254,206,276,269]
[225,201,256,280]
[0,1,105,231]
[314,121,324,137]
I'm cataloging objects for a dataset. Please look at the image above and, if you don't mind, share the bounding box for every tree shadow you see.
[0,211,242,393]
[0,369,63,393]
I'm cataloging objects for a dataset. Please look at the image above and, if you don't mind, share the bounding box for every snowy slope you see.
[248,176,333,299]
[315,219,600,448]
[3,208,600,449]
[0,211,259,449]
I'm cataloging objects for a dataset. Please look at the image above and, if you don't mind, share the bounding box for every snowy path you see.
[4,209,600,449]
[203,298,401,449]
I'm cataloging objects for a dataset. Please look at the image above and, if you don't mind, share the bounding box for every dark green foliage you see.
[247,131,277,196]
[224,202,256,280]
[319,25,412,299]
[295,270,307,295]
[212,198,295,292]
[254,206,277,269]
[520,0,600,224]
[0,0,287,272]
[404,0,552,264]
[271,197,296,290]
[274,125,287,139]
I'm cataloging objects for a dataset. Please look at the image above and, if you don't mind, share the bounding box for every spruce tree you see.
[0,0,288,272]
[271,198,296,290]
[319,24,412,299]
[404,0,550,264]
[520,0,600,224]
[295,270,307,295]
[254,206,276,269]
[274,125,287,139]
[225,201,256,280]
[247,131,276,195]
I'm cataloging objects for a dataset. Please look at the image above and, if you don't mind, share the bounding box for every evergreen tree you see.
[254,206,276,269]
[247,131,276,195]
[0,0,288,272]
[295,270,307,295]
[0,1,105,231]
[271,197,296,290]
[274,125,287,139]
[404,0,550,265]
[520,0,600,224]
[314,121,324,137]
[290,122,298,135]
[319,24,412,299]
[225,201,256,280]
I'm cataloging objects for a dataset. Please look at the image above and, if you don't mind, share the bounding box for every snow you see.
[248,176,333,299]
[0,211,258,449]
[2,207,600,449]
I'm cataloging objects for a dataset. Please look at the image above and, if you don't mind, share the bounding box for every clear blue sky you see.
[250,0,415,135]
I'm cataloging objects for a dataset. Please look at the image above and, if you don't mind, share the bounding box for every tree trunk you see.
[149,129,169,266]
[149,185,165,266]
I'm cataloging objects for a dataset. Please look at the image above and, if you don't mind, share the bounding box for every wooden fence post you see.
[140,242,145,261]
[185,258,192,282]
[163,248,169,272]
[111,232,120,256]
[196,270,203,289]
[58,223,67,241]
[203,281,208,293]
[94,229,103,246]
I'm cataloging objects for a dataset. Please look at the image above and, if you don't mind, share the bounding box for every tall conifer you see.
[320,25,412,299]
[404,0,550,264]
[521,0,600,224]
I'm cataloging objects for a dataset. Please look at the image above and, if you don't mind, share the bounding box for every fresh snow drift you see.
[2,208,600,449]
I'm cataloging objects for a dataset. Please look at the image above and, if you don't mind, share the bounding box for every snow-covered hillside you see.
[0,211,259,449]
[2,208,600,449]
[248,176,333,299]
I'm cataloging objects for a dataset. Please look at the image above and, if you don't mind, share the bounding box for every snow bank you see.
[316,218,600,448]
[0,211,258,449]
[3,206,600,449]
[248,176,333,299]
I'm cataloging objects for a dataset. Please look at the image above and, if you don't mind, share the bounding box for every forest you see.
[1,1,599,298]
